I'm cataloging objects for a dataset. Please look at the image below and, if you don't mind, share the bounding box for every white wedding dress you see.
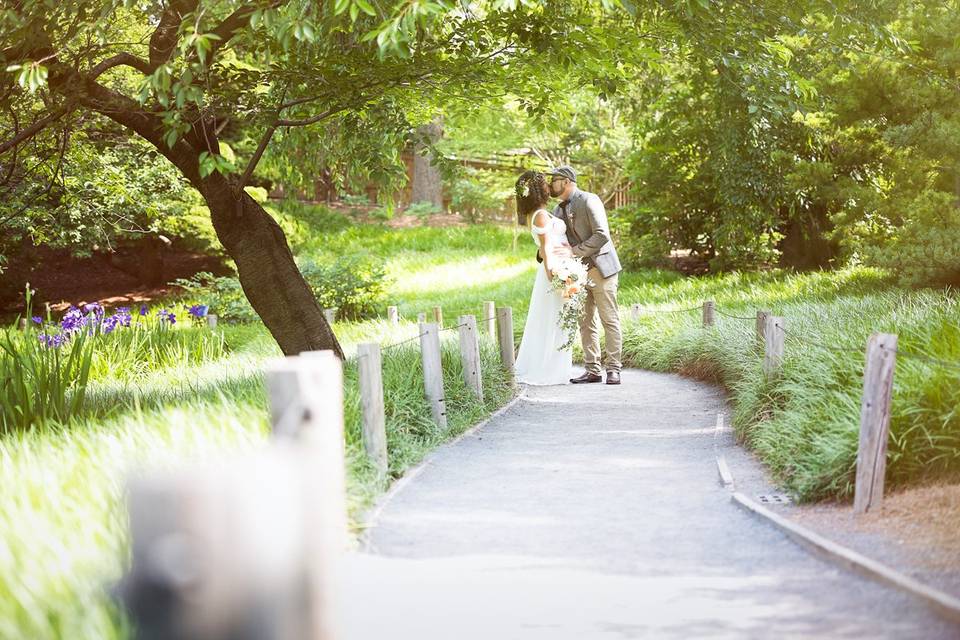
[514,210,574,385]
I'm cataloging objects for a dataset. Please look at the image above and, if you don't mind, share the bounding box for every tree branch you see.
[273,108,338,128]
[89,52,154,79]
[207,1,289,62]
[0,104,73,156]
[149,0,199,69]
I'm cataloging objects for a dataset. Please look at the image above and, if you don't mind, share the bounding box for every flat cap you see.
[548,165,577,182]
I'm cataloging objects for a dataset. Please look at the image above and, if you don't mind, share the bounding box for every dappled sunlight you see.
[387,255,533,297]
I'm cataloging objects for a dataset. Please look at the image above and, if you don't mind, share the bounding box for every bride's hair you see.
[515,170,549,225]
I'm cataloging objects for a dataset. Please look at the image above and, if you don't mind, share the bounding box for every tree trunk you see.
[410,120,444,210]
[201,173,343,358]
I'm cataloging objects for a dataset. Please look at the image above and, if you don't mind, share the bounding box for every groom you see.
[548,166,623,385]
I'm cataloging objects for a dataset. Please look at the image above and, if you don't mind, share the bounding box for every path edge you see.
[357,384,528,550]
[715,411,960,625]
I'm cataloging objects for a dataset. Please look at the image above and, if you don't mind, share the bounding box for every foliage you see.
[297,255,389,320]
[1,301,226,432]
[868,191,960,287]
[447,167,514,222]
[176,252,388,322]
[0,315,512,640]
[617,267,960,501]
[404,200,442,219]
[1,323,96,433]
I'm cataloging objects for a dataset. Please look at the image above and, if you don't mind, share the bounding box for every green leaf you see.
[356,0,376,16]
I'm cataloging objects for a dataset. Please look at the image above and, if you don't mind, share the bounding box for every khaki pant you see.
[580,267,622,375]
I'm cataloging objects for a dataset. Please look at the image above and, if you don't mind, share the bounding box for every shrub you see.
[405,200,442,219]
[298,255,389,320]
[868,190,960,287]
[173,272,259,322]
[175,254,389,322]
[448,168,512,222]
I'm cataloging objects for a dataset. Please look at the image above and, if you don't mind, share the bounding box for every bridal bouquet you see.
[549,257,592,350]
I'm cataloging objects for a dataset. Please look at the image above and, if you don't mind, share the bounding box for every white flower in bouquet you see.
[548,257,593,350]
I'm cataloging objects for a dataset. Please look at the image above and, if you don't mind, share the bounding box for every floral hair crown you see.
[515,176,532,199]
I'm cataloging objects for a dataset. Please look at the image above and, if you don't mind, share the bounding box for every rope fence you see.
[630,296,959,516]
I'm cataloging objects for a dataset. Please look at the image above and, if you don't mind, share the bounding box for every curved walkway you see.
[343,370,958,639]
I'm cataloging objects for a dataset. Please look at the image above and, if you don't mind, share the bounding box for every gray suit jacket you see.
[553,188,622,279]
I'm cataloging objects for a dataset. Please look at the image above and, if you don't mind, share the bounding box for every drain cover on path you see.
[757,494,792,505]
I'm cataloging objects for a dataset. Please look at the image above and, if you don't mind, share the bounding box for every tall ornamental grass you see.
[620,268,960,501]
[0,317,514,640]
[0,303,225,433]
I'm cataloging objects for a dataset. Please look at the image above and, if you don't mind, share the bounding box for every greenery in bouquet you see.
[549,257,593,350]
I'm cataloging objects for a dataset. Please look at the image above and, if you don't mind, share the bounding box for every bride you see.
[513,170,574,385]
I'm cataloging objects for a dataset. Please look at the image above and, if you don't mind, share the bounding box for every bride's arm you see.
[532,211,554,279]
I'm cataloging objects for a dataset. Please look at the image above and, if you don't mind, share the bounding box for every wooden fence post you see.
[631,303,641,321]
[387,306,399,325]
[756,310,770,343]
[419,322,447,429]
[497,307,515,373]
[264,351,347,544]
[206,313,218,328]
[357,343,388,474]
[763,315,785,378]
[482,301,496,337]
[458,315,483,402]
[323,308,336,325]
[433,306,443,327]
[702,300,716,328]
[854,333,898,514]
[121,448,342,640]
[417,312,426,323]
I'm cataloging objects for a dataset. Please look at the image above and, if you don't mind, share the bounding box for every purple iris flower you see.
[83,302,104,317]
[38,332,67,349]
[61,307,86,333]
[139,304,149,316]
[115,308,132,328]
[158,309,177,325]
[188,304,209,319]
[31,316,42,325]
[101,315,119,334]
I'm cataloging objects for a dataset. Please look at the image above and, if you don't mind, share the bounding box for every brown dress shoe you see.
[606,371,621,385]
[570,372,602,384]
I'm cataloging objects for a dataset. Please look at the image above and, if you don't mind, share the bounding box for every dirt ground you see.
[790,483,960,596]
[2,247,226,316]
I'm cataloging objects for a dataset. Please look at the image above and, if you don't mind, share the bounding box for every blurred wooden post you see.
[756,310,770,343]
[497,307,515,373]
[433,306,443,327]
[264,351,348,545]
[18,318,27,331]
[121,448,342,640]
[206,314,218,328]
[323,308,336,325]
[387,306,399,325]
[417,312,426,323]
[854,333,898,515]
[458,315,483,402]
[630,303,641,321]
[763,316,785,378]
[419,322,447,429]
[482,301,496,337]
[357,343,388,475]
[702,300,716,328]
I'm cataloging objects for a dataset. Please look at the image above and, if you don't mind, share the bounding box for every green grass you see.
[4,206,960,639]
[617,267,960,501]
[0,218,520,640]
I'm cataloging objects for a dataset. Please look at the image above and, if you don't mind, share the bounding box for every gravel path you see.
[342,370,959,639]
